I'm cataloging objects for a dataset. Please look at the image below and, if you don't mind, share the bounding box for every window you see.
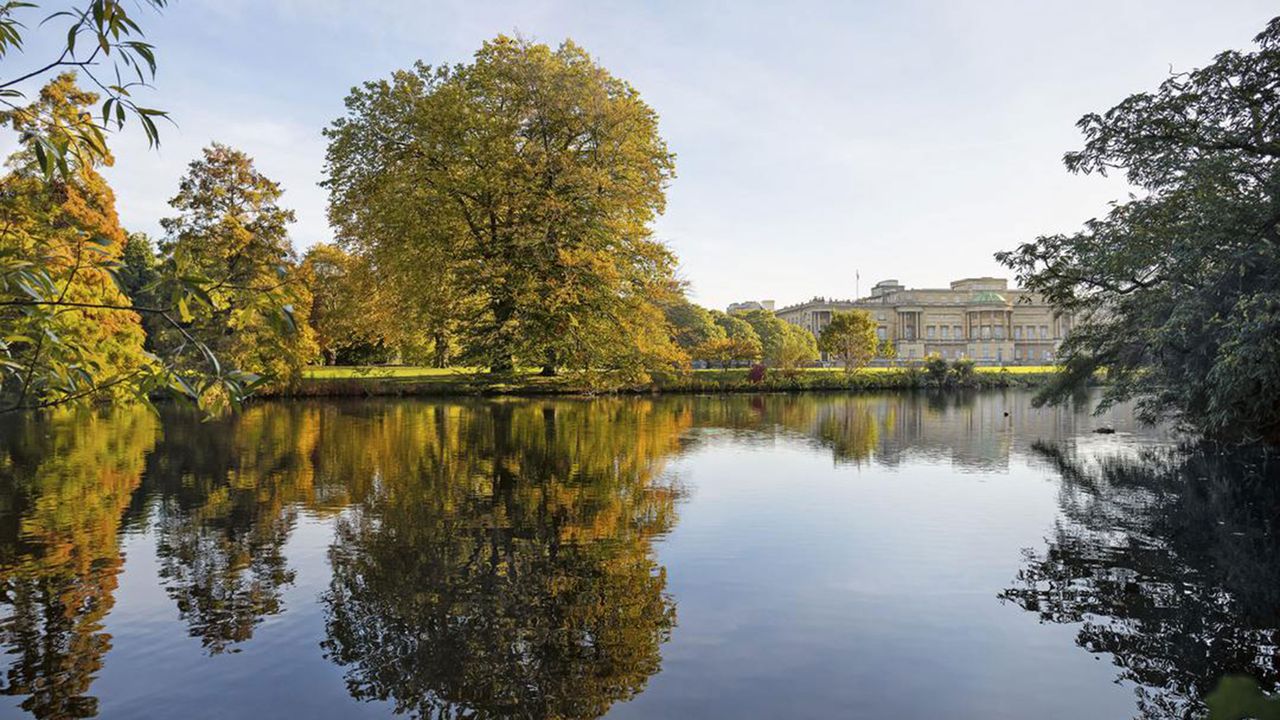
[1014,348,1022,361]
[954,325,963,339]
[981,326,991,340]
[982,345,991,360]
[926,325,936,339]
[876,327,886,341]
[994,326,1005,340]
[1039,325,1048,339]
[908,349,917,359]
[940,326,949,339]
[1013,326,1022,340]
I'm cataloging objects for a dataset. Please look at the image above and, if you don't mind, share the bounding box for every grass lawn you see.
[303,365,486,380]
[304,364,1060,381]
[284,364,1067,398]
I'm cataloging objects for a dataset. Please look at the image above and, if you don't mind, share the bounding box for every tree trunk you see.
[539,349,558,376]
[432,330,449,368]
[488,296,517,375]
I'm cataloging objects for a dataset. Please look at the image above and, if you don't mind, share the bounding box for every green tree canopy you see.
[737,309,785,362]
[738,309,817,369]
[707,310,762,367]
[323,36,682,381]
[775,322,820,371]
[997,16,1280,443]
[818,310,878,374]
[662,295,724,359]
[1,44,288,413]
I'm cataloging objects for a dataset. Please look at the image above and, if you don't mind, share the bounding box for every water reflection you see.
[0,411,157,719]
[142,408,322,654]
[321,400,686,718]
[0,392,1272,719]
[1001,444,1280,719]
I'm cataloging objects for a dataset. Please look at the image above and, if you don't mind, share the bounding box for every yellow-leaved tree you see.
[324,36,684,383]
[0,75,153,409]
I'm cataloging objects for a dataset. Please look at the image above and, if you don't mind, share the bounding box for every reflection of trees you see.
[1001,445,1280,720]
[321,399,688,719]
[143,405,321,655]
[0,410,158,719]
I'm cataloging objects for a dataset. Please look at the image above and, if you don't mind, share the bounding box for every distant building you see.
[774,277,1068,365]
[726,300,775,314]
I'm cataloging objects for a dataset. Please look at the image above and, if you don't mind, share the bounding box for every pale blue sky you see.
[9,1,1278,309]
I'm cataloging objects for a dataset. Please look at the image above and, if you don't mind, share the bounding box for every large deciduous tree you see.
[997,17,1280,444]
[323,36,682,381]
[159,144,317,391]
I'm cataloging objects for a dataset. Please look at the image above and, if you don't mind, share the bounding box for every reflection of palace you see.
[686,391,1128,471]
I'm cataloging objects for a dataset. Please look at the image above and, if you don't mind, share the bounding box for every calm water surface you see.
[1,390,1277,719]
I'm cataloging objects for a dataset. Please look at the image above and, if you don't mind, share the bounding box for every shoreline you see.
[272,367,1067,399]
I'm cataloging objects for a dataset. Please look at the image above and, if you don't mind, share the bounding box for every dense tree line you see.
[0,10,831,412]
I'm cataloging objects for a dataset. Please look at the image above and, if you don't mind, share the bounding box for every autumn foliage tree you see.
[323,36,682,382]
[159,143,317,391]
[303,243,379,365]
[0,76,153,410]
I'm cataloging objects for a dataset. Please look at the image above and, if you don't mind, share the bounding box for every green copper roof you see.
[969,291,1008,305]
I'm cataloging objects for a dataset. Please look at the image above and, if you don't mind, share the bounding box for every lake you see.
[1,390,1277,719]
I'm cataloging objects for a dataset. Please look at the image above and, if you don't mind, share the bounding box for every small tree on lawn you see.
[818,310,878,375]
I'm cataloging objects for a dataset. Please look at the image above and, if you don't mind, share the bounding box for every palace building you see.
[772,277,1068,364]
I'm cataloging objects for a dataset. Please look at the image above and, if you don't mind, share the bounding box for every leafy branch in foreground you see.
[997,16,1280,444]
[0,0,171,180]
[0,205,268,414]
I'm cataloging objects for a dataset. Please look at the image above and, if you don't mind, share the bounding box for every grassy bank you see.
[281,365,1065,398]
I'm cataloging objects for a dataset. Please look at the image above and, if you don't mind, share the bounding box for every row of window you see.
[909,324,1053,340]
[919,347,1054,361]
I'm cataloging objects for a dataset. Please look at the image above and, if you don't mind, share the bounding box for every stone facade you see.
[773,277,1068,365]
[727,299,775,313]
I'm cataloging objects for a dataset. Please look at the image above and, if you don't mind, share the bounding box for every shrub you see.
[924,354,949,386]
[746,363,767,384]
[951,358,977,385]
